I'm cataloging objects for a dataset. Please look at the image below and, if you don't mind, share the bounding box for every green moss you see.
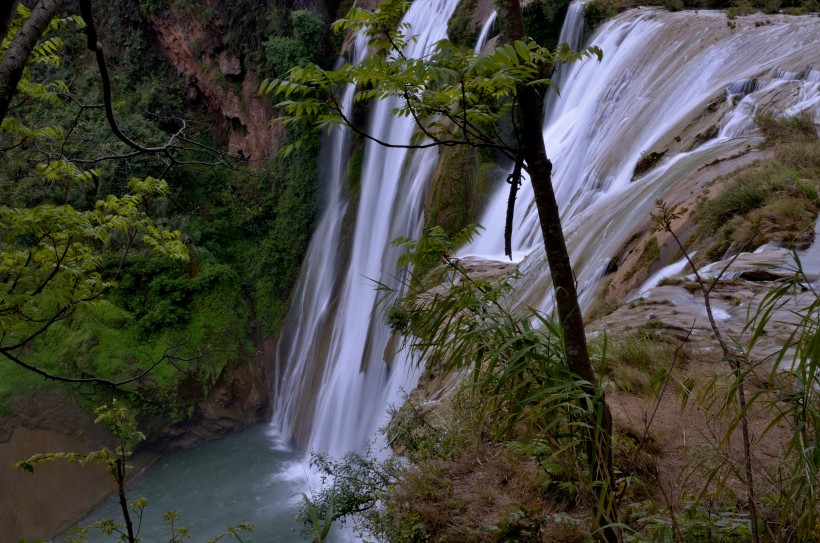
[338,134,365,250]
[426,145,480,238]
[623,237,661,283]
[447,0,479,48]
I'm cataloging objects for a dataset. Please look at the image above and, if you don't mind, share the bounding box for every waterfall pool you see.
[78,425,340,543]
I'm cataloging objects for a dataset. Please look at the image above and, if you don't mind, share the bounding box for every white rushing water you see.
[274,0,460,458]
[276,1,820,459]
[465,8,820,313]
[474,10,498,53]
[77,7,820,543]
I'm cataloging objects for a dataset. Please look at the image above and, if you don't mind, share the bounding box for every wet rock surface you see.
[592,244,816,366]
[152,4,280,161]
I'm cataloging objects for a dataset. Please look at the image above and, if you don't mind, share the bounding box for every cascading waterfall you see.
[80,8,820,542]
[273,0,460,457]
[276,3,820,457]
[542,1,586,124]
[466,9,820,314]
[474,10,498,52]
[271,38,366,447]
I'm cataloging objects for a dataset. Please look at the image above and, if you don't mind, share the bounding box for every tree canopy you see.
[0,2,190,387]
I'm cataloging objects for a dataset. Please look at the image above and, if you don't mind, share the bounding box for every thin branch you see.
[662,219,761,543]
[1,305,72,350]
[78,0,179,155]
[331,97,517,156]
[70,149,145,164]
[0,338,194,388]
[29,234,71,296]
[0,138,24,152]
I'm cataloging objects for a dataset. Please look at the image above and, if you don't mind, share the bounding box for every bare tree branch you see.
[0,337,200,388]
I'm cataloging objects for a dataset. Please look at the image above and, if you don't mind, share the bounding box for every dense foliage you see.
[0,0,336,423]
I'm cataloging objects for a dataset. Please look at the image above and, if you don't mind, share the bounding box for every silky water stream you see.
[77,6,820,543]
[79,0,463,541]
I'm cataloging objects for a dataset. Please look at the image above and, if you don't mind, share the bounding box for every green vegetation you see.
[119,0,341,75]
[696,112,820,260]
[263,10,328,78]
[425,145,479,238]
[0,0,327,427]
[17,402,254,542]
[584,0,620,35]
[523,0,571,49]
[592,328,690,394]
[649,195,820,543]
[447,0,479,48]
[303,224,820,542]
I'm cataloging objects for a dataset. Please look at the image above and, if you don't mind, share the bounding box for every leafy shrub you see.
[695,113,820,256]
[757,111,817,143]
[584,0,619,35]
[523,0,571,50]
[447,0,479,48]
[263,10,326,78]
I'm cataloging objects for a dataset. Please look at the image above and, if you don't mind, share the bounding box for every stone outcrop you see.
[151,4,282,161]
[143,356,271,453]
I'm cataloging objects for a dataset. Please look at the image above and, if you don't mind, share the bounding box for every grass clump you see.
[696,112,820,259]
[593,329,688,394]
[757,111,817,143]
[447,0,479,48]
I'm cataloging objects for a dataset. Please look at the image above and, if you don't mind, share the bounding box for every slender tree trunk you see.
[0,0,63,124]
[500,1,621,541]
[115,457,136,543]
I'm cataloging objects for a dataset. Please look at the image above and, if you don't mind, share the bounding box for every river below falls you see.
[78,424,342,543]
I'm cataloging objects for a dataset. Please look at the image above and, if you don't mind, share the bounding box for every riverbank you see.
[0,354,271,542]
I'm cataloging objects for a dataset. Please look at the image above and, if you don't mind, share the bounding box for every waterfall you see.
[271,38,366,448]
[275,1,820,456]
[466,9,820,313]
[474,11,497,53]
[273,0,460,457]
[542,1,586,124]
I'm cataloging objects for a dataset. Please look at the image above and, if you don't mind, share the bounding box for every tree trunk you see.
[1,0,20,44]
[0,0,63,124]
[500,1,621,541]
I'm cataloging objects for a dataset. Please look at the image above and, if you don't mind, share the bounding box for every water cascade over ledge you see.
[78,7,820,542]
[273,0,460,457]
[465,8,820,314]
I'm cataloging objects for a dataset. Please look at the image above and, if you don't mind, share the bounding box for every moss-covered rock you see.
[425,145,480,238]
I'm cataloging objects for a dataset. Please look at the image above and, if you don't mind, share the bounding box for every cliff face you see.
[151,4,281,162]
